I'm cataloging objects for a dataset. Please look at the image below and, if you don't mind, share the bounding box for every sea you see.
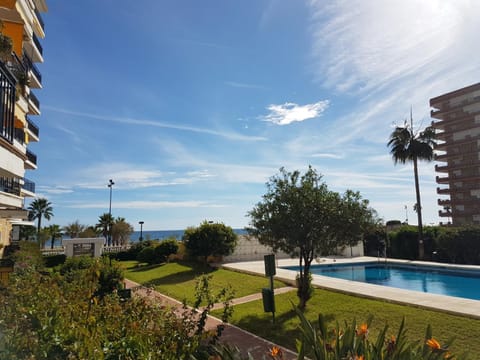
[46,228,248,248]
[131,228,247,243]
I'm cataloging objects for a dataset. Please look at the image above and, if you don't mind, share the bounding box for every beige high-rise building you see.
[0,0,47,257]
[430,82,480,226]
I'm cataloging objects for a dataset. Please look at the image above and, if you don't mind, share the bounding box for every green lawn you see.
[121,260,479,356]
[120,260,287,305]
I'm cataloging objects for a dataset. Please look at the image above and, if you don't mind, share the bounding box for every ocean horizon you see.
[46,228,248,248]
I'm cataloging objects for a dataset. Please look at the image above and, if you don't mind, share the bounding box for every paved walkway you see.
[124,279,298,359]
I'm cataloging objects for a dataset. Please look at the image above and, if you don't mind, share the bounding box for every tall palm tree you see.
[96,213,113,245]
[46,224,62,249]
[28,198,53,245]
[388,113,436,260]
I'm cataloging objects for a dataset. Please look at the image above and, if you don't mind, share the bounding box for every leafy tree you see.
[248,166,377,309]
[63,220,86,238]
[111,217,133,246]
[388,113,436,260]
[80,225,100,238]
[155,238,179,263]
[183,221,237,263]
[46,224,62,249]
[96,213,113,245]
[28,198,53,245]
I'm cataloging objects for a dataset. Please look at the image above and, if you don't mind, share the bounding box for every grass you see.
[121,260,480,356]
[120,260,287,304]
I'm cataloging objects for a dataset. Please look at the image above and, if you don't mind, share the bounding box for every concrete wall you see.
[224,235,364,263]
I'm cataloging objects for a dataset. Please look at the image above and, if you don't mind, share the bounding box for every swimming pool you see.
[282,262,480,301]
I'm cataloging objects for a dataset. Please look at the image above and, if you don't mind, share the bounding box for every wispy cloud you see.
[261,100,330,125]
[311,153,343,159]
[67,200,226,209]
[44,106,268,142]
[225,81,267,90]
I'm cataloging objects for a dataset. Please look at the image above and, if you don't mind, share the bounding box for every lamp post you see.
[139,221,144,241]
[107,179,114,246]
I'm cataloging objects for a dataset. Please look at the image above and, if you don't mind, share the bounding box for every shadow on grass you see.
[234,308,300,350]
[129,263,166,272]
[131,260,217,287]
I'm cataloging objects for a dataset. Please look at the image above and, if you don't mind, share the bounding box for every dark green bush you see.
[137,246,156,264]
[154,239,179,263]
[388,226,418,259]
[44,254,66,268]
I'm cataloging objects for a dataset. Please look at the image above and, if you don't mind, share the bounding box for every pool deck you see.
[222,256,480,319]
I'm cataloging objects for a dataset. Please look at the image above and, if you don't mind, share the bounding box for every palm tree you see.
[96,213,113,245]
[63,220,87,238]
[388,112,436,260]
[28,198,53,245]
[46,224,62,249]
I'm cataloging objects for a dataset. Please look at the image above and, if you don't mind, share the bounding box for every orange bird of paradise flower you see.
[426,338,441,350]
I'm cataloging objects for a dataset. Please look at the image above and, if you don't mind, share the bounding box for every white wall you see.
[224,235,364,262]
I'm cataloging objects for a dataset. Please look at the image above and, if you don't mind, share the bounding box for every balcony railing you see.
[22,51,42,85]
[26,116,39,138]
[23,177,35,193]
[29,91,40,111]
[34,7,45,32]
[32,33,43,56]
[0,176,35,195]
[0,177,21,196]
[26,149,37,166]
[437,187,451,195]
[0,62,16,144]
[14,128,25,144]
[437,199,451,206]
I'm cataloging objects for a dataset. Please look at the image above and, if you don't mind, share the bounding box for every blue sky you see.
[30,0,480,231]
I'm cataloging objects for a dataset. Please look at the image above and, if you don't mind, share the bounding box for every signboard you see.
[73,243,95,257]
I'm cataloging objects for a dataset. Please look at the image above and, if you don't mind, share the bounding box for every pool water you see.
[283,263,480,301]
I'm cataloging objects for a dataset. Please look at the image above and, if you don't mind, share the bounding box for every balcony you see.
[14,128,25,144]
[23,32,43,63]
[437,187,451,195]
[0,176,35,197]
[25,149,37,169]
[0,177,21,196]
[34,7,45,32]
[26,116,39,141]
[437,199,451,206]
[22,51,42,88]
[436,175,449,184]
[435,164,449,172]
[438,210,452,218]
[28,91,40,115]
[21,177,35,197]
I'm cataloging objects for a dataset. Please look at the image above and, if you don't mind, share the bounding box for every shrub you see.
[44,254,66,268]
[0,258,233,359]
[154,238,179,263]
[388,226,418,259]
[137,246,156,264]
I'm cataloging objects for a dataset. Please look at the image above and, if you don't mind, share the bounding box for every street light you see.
[107,179,114,246]
[139,221,144,241]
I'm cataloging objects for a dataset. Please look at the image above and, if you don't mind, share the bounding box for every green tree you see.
[248,166,377,310]
[96,213,113,245]
[63,220,86,238]
[28,198,53,245]
[111,217,133,246]
[183,221,237,263]
[46,224,62,249]
[388,113,436,260]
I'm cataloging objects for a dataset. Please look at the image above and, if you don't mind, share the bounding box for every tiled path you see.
[124,279,298,359]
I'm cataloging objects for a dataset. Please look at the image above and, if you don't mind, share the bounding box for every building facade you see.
[430,82,480,226]
[0,0,47,256]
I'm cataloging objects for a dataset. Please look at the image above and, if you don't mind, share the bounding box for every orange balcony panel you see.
[0,0,16,9]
